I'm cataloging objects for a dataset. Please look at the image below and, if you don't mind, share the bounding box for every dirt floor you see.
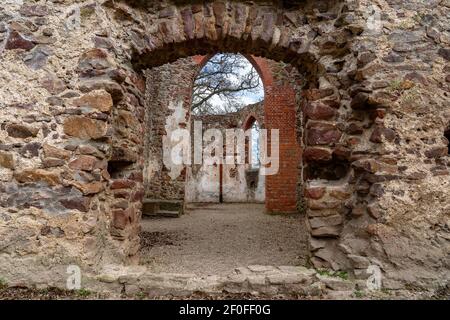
[139,203,308,275]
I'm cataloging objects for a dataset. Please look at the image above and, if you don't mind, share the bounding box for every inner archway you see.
[186,53,266,204]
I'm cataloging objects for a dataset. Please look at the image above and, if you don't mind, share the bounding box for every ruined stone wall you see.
[0,0,448,290]
[0,0,148,284]
[337,0,450,288]
[143,57,199,201]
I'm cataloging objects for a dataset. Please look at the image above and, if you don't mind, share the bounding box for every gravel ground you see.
[139,203,308,275]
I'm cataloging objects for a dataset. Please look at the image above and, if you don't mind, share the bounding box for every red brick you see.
[110,179,136,189]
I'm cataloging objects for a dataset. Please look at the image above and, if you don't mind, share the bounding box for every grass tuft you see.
[317,269,349,280]
[76,288,92,298]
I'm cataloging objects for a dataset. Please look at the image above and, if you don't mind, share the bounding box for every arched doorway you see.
[138,52,308,274]
[76,0,360,274]
[185,53,267,205]
[143,52,302,214]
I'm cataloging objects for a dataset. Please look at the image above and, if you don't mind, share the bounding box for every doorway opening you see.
[139,52,307,275]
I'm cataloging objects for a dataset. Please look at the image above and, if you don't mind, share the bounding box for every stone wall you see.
[0,0,448,290]
[143,57,199,201]
[335,0,450,289]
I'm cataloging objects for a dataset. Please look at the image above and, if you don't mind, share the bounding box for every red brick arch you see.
[194,54,300,213]
[242,114,261,131]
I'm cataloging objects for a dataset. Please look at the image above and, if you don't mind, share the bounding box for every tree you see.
[192,53,263,115]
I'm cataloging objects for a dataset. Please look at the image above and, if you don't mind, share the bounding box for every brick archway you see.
[242,114,263,132]
[192,54,300,213]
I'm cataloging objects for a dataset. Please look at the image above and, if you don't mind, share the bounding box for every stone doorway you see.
[185,53,267,206]
[140,52,307,274]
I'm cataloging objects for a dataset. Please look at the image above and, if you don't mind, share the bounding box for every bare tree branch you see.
[192,53,263,115]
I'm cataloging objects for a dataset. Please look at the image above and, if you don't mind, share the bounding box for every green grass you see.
[400,88,420,104]
[412,12,426,24]
[0,278,7,289]
[389,79,403,92]
[317,269,333,277]
[354,290,364,298]
[334,271,349,280]
[135,292,147,300]
[76,288,92,298]
[381,288,391,295]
